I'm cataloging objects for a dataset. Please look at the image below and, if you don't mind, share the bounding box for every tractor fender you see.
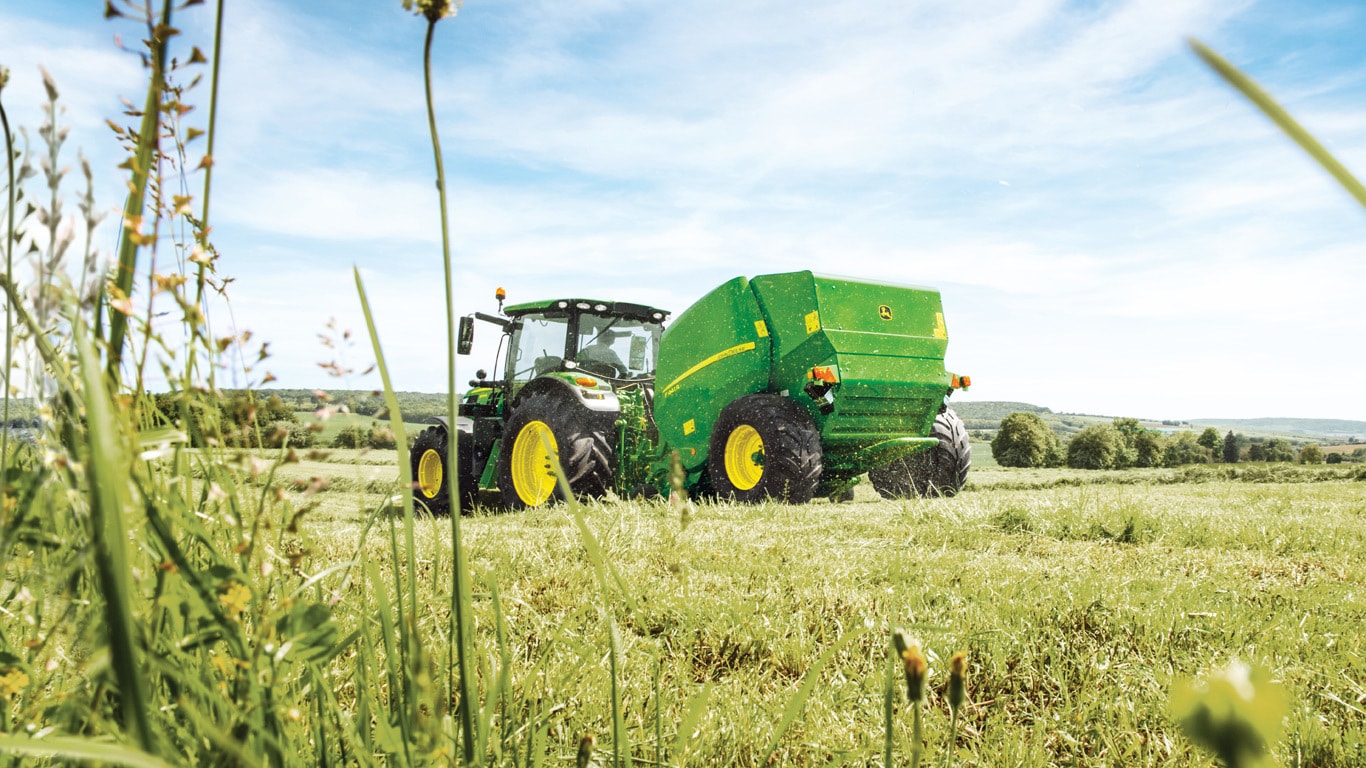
[513,375,621,415]
[431,412,475,431]
[428,415,473,435]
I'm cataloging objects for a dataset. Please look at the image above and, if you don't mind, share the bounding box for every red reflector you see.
[575,377,598,388]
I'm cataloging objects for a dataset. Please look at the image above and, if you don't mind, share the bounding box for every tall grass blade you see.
[74,319,155,752]
[761,627,869,765]
[607,613,628,768]
[353,268,418,618]
[2,73,14,460]
[0,736,174,768]
[883,649,896,768]
[671,684,711,762]
[1189,38,1366,210]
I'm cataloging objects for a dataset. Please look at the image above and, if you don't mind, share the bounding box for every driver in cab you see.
[577,331,626,376]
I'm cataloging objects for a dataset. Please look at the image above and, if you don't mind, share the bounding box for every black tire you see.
[497,391,614,509]
[410,425,477,515]
[869,407,971,498]
[708,394,822,503]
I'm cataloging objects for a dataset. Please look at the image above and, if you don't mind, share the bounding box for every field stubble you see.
[296,460,1366,766]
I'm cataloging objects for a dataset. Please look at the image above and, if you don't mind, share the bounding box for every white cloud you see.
[4,0,1366,420]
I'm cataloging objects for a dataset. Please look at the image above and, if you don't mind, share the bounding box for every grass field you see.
[278,452,1366,766]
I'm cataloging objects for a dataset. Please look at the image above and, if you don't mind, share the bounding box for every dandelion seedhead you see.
[1170,660,1288,768]
[402,0,460,23]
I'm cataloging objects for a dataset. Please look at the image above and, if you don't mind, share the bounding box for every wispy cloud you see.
[4,0,1365,419]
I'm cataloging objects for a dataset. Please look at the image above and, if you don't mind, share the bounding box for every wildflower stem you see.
[419,13,477,764]
[106,0,172,386]
[910,700,922,768]
[948,707,958,768]
[190,0,225,389]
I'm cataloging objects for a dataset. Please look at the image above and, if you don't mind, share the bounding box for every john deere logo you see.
[878,305,893,320]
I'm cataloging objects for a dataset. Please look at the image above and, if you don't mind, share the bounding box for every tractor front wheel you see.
[497,391,614,509]
[869,407,971,498]
[708,395,822,503]
[411,425,477,515]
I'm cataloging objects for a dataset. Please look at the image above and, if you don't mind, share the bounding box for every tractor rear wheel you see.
[708,394,822,503]
[411,425,477,515]
[869,407,971,498]
[497,391,614,509]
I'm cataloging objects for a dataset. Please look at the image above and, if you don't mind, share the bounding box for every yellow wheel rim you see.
[724,425,764,491]
[417,448,443,499]
[511,420,558,506]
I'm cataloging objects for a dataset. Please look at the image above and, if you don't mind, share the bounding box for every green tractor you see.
[410,270,972,513]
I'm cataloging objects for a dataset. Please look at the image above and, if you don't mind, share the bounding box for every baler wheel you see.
[708,394,822,503]
[410,425,477,515]
[869,407,971,498]
[497,391,614,509]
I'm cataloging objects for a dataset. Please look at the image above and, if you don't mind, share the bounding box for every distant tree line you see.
[261,388,450,424]
[150,389,427,451]
[990,412,1345,469]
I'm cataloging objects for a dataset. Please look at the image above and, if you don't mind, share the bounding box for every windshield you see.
[574,315,662,379]
[508,314,571,383]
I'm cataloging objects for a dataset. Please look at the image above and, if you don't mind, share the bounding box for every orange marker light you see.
[575,377,598,388]
[951,375,961,389]
[810,366,838,383]
[495,287,506,301]
[961,375,972,388]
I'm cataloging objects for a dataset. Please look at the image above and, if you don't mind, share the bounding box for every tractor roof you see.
[503,298,671,323]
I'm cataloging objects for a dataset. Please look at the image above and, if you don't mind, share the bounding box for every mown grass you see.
[254,461,1364,766]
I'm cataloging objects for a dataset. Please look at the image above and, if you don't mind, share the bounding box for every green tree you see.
[991,412,1061,468]
[1133,430,1165,468]
[1247,441,1267,461]
[1326,452,1344,464]
[1197,426,1222,456]
[1223,431,1241,464]
[1263,438,1295,462]
[1067,424,1129,470]
[1163,431,1211,467]
[1299,443,1324,464]
[332,425,368,448]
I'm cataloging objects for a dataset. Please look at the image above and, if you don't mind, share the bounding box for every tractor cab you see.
[459,293,670,398]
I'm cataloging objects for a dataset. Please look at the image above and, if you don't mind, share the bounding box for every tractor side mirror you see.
[629,336,647,370]
[457,315,474,355]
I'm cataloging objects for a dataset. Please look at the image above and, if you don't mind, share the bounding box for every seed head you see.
[402,0,460,23]
[575,733,596,768]
[892,630,928,703]
[948,650,968,712]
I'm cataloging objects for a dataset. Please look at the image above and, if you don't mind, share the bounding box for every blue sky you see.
[2,0,1365,420]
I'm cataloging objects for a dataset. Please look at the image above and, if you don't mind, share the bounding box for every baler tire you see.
[497,391,614,510]
[411,425,477,515]
[708,394,822,504]
[870,407,971,499]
